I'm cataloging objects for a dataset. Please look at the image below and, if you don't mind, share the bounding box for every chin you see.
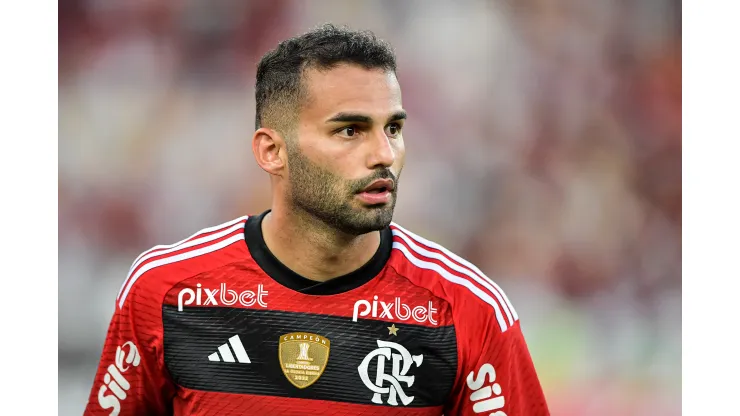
[356,206,394,231]
[344,223,388,236]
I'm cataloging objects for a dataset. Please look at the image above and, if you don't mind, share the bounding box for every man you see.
[85,24,549,416]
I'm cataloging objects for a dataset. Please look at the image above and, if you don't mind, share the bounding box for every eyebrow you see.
[326,110,407,125]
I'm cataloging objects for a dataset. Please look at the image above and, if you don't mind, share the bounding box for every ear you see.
[252,127,287,176]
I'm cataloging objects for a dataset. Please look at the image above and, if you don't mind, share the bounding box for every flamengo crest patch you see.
[278,332,331,389]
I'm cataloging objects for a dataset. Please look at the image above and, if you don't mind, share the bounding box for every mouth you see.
[359,179,395,194]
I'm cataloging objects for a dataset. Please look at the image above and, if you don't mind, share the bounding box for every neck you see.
[261,206,381,282]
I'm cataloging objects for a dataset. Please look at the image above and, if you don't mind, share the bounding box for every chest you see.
[161,277,458,415]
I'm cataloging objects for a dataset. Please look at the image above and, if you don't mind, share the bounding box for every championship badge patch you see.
[278,332,330,389]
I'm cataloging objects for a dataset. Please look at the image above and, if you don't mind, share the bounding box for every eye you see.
[339,126,356,137]
[386,123,402,137]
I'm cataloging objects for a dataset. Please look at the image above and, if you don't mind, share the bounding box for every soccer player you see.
[85,24,549,416]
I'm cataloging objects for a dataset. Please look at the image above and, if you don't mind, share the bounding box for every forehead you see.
[300,64,402,120]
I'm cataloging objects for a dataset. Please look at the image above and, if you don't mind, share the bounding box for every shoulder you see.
[388,222,520,333]
[115,215,250,311]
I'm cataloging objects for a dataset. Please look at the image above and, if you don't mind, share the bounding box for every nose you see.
[366,129,395,169]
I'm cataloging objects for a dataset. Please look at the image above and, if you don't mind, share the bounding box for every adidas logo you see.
[208,335,251,363]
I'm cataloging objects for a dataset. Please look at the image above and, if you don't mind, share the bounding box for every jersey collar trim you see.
[244,210,392,295]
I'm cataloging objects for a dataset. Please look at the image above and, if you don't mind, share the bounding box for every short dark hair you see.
[254,24,397,132]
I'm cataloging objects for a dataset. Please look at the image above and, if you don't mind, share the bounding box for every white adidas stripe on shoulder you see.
[117,217,248,309]
[116,218,248,301]
[127,215,248,278]
[116,216,248,301]
[118,232,245,309]
[392,229,515,326]
[392,242,509,332]
[391,226,517,325]
[392,223,518,321]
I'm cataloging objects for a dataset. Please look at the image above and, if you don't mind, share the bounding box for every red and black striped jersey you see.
[84,211,549,416]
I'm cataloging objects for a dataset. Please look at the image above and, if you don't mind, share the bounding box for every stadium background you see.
[58,0,681,414]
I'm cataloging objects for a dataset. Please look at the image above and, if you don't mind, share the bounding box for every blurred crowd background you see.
[59,0,682,414]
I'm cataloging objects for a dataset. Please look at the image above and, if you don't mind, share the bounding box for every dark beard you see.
[286,142,398,236]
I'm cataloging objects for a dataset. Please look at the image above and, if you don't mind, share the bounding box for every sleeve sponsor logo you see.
[466,363,506,415]
[97,341,141,416]
[177,283,268,311]
[352,296,438,325]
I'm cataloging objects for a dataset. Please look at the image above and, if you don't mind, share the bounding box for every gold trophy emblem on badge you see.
[279,332,330,389]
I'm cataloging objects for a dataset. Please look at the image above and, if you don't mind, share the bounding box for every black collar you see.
[244,210,392,295]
